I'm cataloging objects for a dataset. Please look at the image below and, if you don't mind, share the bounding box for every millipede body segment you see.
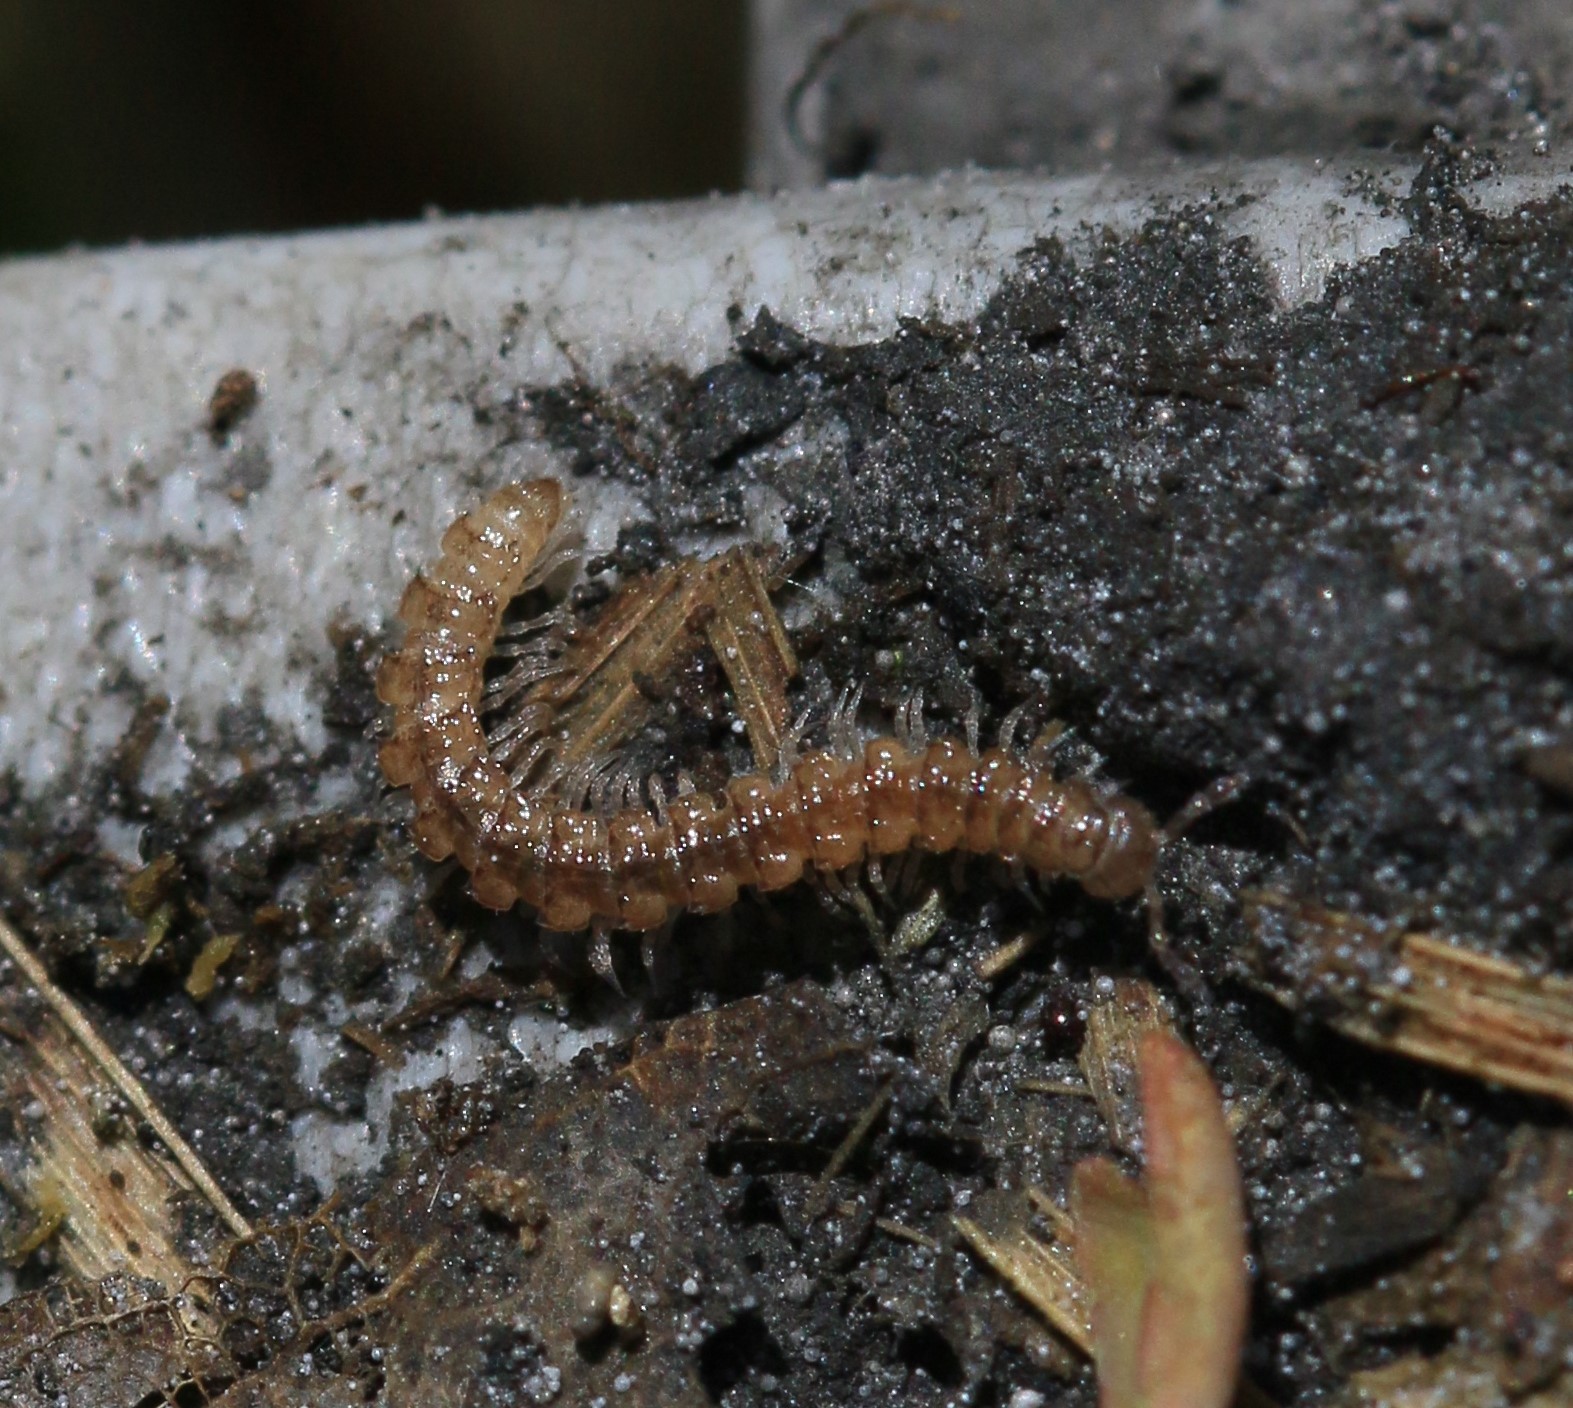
[377,479,1161,932]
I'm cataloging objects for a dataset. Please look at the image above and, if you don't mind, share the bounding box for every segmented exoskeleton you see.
[377,480,1163,933]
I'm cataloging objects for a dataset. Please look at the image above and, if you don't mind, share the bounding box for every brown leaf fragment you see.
[1243,892,1573,1105]
[1259,1132,1494,1289]
[359,979,879,1406]
[1342,1349,1568,1407]
[1324,1127,1573,1402]
[0,1274,225,1408]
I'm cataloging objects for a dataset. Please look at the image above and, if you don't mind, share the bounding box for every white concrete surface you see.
[2,159,1567,797]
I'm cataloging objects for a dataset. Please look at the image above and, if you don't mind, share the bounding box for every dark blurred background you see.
[5,2,1569,257]
[0,3,745,255]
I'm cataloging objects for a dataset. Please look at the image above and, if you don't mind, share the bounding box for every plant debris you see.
[1243,892,1573,1106]
[3,145,1573,1404]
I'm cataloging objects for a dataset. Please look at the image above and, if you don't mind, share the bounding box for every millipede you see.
[376,479,1173,936]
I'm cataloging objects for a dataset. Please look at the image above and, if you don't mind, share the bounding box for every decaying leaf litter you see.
[2,144,1572,1404]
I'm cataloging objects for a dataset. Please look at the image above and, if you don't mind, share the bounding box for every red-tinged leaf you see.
[1137,1030,1250,1408]
[1072,1030,1250,1408]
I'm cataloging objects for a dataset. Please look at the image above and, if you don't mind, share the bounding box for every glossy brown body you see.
[377,480,1160,932]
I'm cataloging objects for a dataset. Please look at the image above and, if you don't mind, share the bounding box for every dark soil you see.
[2,141,1571,1405]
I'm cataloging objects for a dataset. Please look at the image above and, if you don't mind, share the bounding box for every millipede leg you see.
[865,855,887,901]
[1145,876,1209,1005]
[1025,720,1067,769]
[588,920,623,992]
[776,706,813,781]
[828,683,865,758]
[1162,772,1253,844]
[997,701,1029,755]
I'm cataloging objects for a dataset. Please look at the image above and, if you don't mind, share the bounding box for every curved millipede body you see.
[377,479,1161,932]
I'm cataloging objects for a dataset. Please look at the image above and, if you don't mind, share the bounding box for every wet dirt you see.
[1,141,1571,1404]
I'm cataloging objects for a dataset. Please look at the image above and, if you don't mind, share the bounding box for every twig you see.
[0,909,253,1240]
